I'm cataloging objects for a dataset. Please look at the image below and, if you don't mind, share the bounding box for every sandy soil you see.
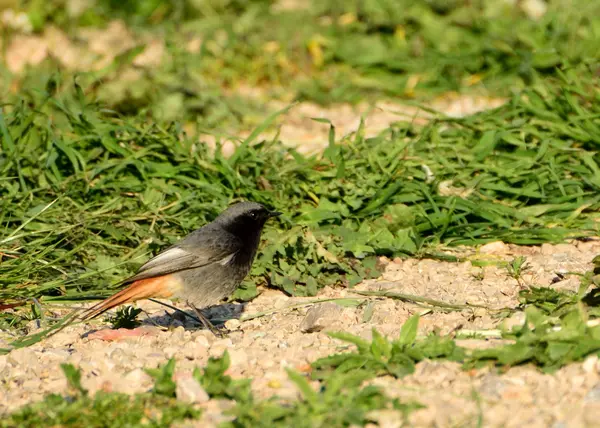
[1,240,599,427]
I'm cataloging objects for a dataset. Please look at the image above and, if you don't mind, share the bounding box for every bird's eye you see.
[249,212,257,219]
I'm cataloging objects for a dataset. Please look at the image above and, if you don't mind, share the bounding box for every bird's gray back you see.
[173,223,257,308]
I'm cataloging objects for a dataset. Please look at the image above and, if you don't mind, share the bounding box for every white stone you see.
[224,319,241,330]
[479,241,508,255]
[124,368,152,388]
[521,0,547,20]
[228,349,248,367]
[583,356,599,374]
[176,376,209,404]
[163,347,178,358]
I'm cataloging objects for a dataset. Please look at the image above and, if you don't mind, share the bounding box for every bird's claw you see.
[186,301,228,338]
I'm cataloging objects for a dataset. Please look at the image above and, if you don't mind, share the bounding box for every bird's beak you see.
[268,211,282,218]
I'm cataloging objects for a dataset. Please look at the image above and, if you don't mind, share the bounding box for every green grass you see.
[2,360,201,427]
[2,0,600,128]
[1,3,598,311]
[2,351,420,427]
[312,271,600,379]
[1,66,599,316]
[316,296,600,378]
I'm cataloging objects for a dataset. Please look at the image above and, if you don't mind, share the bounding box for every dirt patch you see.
[1,240,599,426]
[202,94,507,157]
[274,95,507,154]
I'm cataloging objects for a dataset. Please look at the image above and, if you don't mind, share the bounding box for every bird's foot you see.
[186,301,228,338]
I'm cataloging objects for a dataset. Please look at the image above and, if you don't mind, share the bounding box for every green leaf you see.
[370,329,392,360]
[145,358,177,397]
[328,332,371,353]
[286,369,318,405]
[108,306,142,329]
[397,315,419,347]
[61,364,88,396]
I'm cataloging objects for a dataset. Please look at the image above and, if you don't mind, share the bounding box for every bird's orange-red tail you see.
[80,275,177,321]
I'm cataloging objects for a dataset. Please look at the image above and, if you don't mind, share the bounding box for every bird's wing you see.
[124,230,242,284]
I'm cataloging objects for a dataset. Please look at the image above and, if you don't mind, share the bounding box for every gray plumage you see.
[134,201,279,307]
[81,201,280,322]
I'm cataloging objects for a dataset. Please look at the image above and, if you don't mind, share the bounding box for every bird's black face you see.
[243,207,282,225]
[216,202,281,239]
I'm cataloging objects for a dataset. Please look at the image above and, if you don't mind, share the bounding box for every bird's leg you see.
[186,301,226,338]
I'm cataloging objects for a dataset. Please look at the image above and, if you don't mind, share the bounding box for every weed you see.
[2,69,600,307]
[108,306,143,329]
[312,315,465,380]
[506,256,530,286]
[3,352,422,427]
[1,362,200,427]
[468,307,600,373]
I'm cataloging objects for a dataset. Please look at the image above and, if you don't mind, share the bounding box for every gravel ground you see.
[1,240,599,427]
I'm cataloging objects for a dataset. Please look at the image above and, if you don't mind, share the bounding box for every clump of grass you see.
[193,351,252,401]
[1,361,200,427]
[176,351,422,427]
[518,286,578,315]
[108,306,143,329]
[312,314,465,380]
[506,256,530,287]
[3,0,600,121]
[468,306,600,373]
[4,351,421,427]
[314,307,600,378]
[317,268,600,378]
[1,67,600,306]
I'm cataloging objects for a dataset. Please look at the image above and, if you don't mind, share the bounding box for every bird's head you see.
[215,201,281,237]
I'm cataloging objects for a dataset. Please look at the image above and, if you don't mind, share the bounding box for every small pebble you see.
[583,355,599,374]
[228,349,247,367]
[176,376,209,404]
[224,319,241,330]
[124,368,152,387]
[163,347,178,358]
[479,241,508,255]
[268,379,281,389]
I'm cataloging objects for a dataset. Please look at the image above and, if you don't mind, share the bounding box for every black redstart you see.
[80,201,281,335]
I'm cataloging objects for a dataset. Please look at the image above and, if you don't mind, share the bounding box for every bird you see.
[79,201,281,335]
